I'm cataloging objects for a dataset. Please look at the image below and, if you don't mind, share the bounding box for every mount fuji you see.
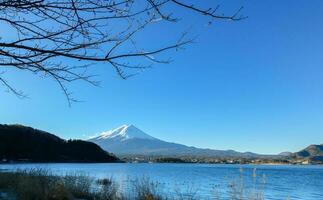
[88,124,258,157]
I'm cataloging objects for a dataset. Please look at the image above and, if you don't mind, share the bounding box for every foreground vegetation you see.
[0,168,270,200]
[0,169,119,200]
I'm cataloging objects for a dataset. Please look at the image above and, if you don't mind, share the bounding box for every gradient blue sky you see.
[1,1,323,154]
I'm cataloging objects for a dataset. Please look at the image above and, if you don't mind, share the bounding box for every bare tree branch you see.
[0,0,246,105]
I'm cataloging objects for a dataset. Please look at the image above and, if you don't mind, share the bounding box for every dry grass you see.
[0,168,272,200]
[212,168,266,200]
[0,169,120,200]
[132,177,164,200]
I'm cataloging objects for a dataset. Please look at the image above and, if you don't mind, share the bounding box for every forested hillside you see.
[0,124,119,163]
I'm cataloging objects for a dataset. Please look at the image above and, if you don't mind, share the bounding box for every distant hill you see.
[295,144,323,157]
[89,124,260,158]
[278,151,293,156]
[292,144,323,163]
[0,124,119,163]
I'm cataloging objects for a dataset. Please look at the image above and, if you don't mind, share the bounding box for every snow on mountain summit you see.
[89,124,259,157]
[93,124,156,141]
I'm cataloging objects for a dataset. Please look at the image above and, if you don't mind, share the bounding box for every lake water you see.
[0,163,322,199]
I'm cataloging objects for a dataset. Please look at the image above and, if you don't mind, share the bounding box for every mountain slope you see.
[292,144,323,163]
[95,125,157,141]
[0,124,119,163]
[89,124,259,158]
[294,144,323,157]
[278,151,292,156]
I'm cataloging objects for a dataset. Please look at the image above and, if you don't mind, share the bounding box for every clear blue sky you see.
[1,1,323,154]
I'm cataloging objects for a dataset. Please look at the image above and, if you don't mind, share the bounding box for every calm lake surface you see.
[0,163,322,199]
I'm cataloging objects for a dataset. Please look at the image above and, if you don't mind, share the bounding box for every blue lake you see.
[0,163,322,199]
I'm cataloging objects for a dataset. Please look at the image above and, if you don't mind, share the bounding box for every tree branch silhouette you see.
[0,0,246,105]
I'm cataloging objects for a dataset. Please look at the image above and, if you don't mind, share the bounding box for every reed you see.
[0,168,276,200]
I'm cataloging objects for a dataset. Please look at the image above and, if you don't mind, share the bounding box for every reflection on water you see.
[1,163,322,199]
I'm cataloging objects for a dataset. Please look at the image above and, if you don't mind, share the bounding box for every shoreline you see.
[1,161,322,166]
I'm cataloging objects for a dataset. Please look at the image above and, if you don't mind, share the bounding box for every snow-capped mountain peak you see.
[89,124,260,158]
[93,124,156,141]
